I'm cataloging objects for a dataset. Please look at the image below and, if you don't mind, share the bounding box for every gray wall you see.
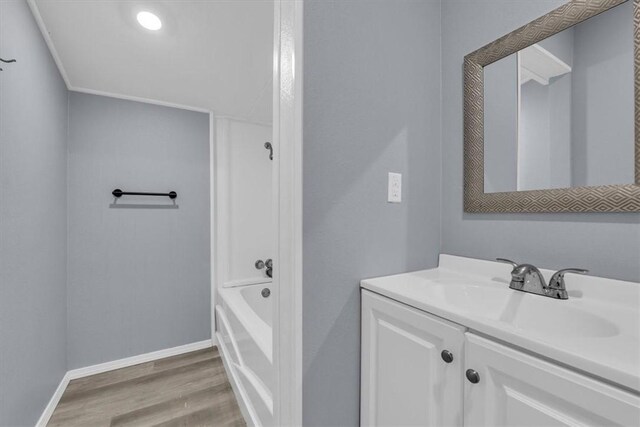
[441,0,640,282]
[539,27,574,67]
[0,1,69,425]
[484,25,575,192]
[67,93,211,369]
[519,80,553,190]
[519,75,573,191]
[571,0,635,187]
[519,29,573,191]
[547,72,572,189]
[484,55,518,193]
[303,1,442,425]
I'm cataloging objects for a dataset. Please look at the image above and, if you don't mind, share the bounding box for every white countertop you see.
[361,254,640,393]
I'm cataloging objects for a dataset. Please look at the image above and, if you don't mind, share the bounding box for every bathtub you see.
[216,283,273,426]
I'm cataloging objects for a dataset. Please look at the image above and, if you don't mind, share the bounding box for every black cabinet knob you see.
[466,369,480,384]
[441,350,454,363]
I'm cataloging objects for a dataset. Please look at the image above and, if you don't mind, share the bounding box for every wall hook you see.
[264,142,273,161]
[0,57,17,71]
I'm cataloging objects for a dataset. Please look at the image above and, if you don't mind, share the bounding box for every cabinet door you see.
[361,290,465,427]
[464,333,640,426]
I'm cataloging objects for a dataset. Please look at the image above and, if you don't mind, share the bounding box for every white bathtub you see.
[216,284,273,426]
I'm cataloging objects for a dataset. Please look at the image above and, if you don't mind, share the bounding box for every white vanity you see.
[360,255,640,426]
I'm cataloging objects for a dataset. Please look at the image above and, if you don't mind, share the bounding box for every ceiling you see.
[30,0,273,123]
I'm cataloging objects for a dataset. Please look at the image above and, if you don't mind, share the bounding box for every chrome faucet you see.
[497,258,588,300]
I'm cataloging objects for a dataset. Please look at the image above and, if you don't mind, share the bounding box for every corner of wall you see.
[438,0,444,264]
[65,89,71,372]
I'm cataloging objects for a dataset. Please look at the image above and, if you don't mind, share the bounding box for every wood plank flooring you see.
[48,347,245,427]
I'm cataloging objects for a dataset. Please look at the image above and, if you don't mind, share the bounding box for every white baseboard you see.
[36,339,214,427]
[67,339,213,380]
[35,372,71,427]
[216,331,259,427]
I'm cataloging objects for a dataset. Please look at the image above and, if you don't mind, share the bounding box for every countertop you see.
[361,254,640,394]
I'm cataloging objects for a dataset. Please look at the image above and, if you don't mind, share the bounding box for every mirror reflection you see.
[484,1,634,193]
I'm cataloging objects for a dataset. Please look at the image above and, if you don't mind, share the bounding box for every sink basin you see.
[505,299,619,338]
[412,279,619,339]
[428,279,620,339]
[420,281,510,318]
[433,281,619,338]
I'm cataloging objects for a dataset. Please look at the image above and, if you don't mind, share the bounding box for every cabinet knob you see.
[466,369,480,384]
[441,350,454,363]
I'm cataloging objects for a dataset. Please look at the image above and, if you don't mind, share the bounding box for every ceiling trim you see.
[27,0,71,88]
[71,86,212,114]
[27,0,212,114]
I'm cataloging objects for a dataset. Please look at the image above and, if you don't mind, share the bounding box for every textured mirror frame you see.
[464,0,640,213]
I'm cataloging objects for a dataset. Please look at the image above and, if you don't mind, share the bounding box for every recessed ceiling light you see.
[136,11,162,31]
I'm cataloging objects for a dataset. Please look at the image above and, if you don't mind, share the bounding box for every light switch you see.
[388,172,402,203]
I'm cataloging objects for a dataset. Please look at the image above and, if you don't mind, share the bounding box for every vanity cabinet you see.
[464,333,640,427]
[360,290,640,427]
[360,290,465,426]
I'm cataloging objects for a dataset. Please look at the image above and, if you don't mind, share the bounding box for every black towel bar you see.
[112,189,177,199]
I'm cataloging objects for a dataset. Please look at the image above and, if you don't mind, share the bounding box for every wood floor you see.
[48,347,245,427]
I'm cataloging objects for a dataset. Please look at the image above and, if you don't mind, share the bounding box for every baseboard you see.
[35,372,71,427]
[67,339,213,380]
[36,339,213,427]
[216,331,260,427]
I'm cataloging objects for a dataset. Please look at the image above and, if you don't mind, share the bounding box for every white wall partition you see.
[216,117,274,289]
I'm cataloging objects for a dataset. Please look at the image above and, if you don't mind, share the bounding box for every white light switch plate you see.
[388,172,402,203]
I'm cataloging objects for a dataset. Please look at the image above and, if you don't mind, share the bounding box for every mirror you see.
[484,0,634,193]
[464,0,640,212]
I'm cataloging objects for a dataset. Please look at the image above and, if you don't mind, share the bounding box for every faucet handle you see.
[548,268,589,289]
[496,258,518,268]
